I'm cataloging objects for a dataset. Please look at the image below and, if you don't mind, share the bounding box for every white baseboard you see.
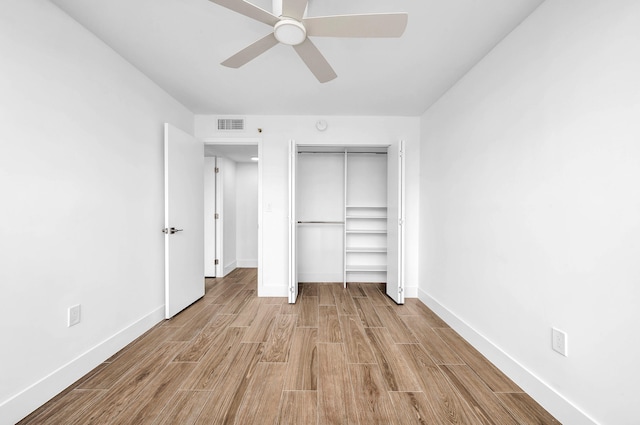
[236,259,258,268]
[259,285,288,297]
[223,260,237,277]
[256,282,417,300]
[417,289,598,425]
[297,273,343,283]
[1,306,165,425]
[404,284,418,298]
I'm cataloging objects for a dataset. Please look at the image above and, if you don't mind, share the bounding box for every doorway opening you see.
[204,140,262,291]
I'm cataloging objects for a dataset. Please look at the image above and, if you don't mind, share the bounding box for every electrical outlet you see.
[68,304,81,327]
[552,328,568,356]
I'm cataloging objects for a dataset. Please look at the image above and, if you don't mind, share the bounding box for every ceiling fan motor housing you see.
[274,19,307,45]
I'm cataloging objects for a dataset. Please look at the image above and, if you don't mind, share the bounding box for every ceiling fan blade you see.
[304,13,408,38]
[282,0,307,20]
[209,0,279,26]
[293,38,337,83]
[221,33,279,68]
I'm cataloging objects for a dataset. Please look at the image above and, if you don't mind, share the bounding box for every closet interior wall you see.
[296,152,345,283]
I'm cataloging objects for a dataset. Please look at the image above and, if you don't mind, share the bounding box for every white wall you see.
[195,116,421,297]
[221,157,237,275]
[419,1,640,424]
[204,157,217,276]
[0,1,193,423]
[236,162,259,267]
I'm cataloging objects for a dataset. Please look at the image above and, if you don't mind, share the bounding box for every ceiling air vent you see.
[217,118,245,131]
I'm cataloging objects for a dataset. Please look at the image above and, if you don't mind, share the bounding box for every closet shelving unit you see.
[342,150,388,287]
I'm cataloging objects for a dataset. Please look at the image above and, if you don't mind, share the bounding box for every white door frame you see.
[203,156,218,278]
[202,137,263,292]
[290,142,404,303]
[214,156,223,277]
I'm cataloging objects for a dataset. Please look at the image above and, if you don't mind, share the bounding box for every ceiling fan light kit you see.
[274,19,306,45]
[209,0,408,83]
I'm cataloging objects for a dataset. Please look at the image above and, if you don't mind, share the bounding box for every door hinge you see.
[215,259,219,265]
[162,227,183,234]
[290,287,295,293]
[215,213,219,219]
[215,167,220,173]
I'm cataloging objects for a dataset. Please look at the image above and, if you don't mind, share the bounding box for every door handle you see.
[162,227,184,234]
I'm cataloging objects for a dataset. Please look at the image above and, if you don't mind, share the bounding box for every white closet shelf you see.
[346,247,387,253]
[346,205,387,209]
[345,215,387,219]
[346,265,387,272]
[346,230,387,234]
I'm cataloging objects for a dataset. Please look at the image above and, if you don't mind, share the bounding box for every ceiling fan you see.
[209,0,408,83]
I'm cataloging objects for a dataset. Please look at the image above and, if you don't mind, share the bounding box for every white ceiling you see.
[49,0,545,116]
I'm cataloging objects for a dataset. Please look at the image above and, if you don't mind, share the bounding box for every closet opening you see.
[288,143,404,305]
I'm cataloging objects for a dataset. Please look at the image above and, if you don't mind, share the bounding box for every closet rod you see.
[297,151,387,155]
[297,151,344,154]
[297,221,344,224]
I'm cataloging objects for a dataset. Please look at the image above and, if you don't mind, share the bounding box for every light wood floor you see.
[19,268,560,424]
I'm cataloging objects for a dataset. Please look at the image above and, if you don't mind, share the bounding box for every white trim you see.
[399,140,406,302]
[1,306,164,425]
[215,156,223,278]
[417,289,599,425]
[297,273,344,283]
[201,137,262,144]
[237,259,258,268]
[260,285,289,297]
[403,284,418,298]
[257,140,263,296]
[223,260,237,277]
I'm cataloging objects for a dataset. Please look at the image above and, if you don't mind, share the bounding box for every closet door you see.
[386,141,405,304]
[288,140,298,303]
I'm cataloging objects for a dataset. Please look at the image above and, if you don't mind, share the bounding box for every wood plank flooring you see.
[18,269,560,424]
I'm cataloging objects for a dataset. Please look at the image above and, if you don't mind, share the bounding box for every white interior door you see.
[164,123,205,318]
[215,157,224,277]
[288,140,298,303]
[386,140,405,304]
[204,157,217,277]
